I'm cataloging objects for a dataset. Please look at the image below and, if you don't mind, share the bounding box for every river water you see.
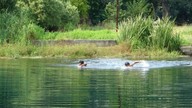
[0,58,192,108]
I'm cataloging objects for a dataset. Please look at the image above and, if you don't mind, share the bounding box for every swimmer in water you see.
[78,60,87,69]
[125,61,140,67]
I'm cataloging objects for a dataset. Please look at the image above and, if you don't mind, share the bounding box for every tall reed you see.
[151,17,181,51]
[118,15,182,51]
[0,11,44,44]
[0,12,19,43]
[118,15,153,48]
[0,11,29,44]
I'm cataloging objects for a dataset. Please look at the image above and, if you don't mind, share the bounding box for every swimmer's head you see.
[125,62,130,66]
[79,60,84,64]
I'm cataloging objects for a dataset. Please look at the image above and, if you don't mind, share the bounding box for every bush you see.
[19,23,45,41]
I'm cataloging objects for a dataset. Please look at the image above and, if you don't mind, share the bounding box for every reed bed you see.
[118,16,182,51]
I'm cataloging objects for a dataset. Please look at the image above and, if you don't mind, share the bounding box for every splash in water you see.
[65,58,192,71]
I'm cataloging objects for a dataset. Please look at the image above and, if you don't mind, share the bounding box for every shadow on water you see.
[0,58,192,108]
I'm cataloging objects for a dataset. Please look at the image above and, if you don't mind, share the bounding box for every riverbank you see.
[1,25,191,59]
[0,43,181,59]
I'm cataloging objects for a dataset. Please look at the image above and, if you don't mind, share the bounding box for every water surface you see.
[0,58,192,108]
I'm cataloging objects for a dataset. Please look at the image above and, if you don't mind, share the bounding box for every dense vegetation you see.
[118,16,181,51]
[0,0,191,58]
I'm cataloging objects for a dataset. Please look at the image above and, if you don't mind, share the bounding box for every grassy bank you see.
[0,19,191,59]
[37,25,192,46]
[1,10,190,59]
[0,26,189,59]
[0,43,181,59]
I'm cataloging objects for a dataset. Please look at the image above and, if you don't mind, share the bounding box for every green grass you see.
[39,29,117,40]
[174,25,192,45]
[55,29,117,40]
[0,43,181,59]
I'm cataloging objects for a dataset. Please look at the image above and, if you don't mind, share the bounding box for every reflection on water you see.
[0,58,192,108]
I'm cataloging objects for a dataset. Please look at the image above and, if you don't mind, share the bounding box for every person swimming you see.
[125,61,140,67]
[120,61,141,70]
[78,60,87,69]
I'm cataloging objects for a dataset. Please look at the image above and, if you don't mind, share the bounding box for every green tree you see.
[0,0,17,12]
[87,0,112,25]
[168,0,192,24]
[17,0,79,31]
[105,0,152,22]
[123,0,152,18]
[149,0,192,24]
[70,0,89,23]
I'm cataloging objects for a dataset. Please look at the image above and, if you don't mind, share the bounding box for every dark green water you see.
[0,58,192,108]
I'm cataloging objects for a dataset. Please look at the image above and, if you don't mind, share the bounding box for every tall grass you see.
[0,43,180,58]
[118,15,153,48]
[0,11,46,44]
[0,11,22,43]
[151,18,181,51]
[118,16,182,51]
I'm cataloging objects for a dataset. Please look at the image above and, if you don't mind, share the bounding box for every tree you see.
[168,0,192,24]
[0,0,17,12]
[70,0,89,24]
[17,0,79,31]
[105,0,152,22]
[87,0,112,25]
[124,0,152,18]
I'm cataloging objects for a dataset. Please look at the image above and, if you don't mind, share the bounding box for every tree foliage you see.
[70,0,89,23]
[1,0,192,29]
[149,0,192,24]
[168,0,192,24]
[87,0,112,25]
[105,0,152,22]
[123,0,152,18]
[0,0,17,12]
[16,0,79,31]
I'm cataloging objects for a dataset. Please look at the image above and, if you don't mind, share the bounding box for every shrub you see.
[19,23,45,41]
